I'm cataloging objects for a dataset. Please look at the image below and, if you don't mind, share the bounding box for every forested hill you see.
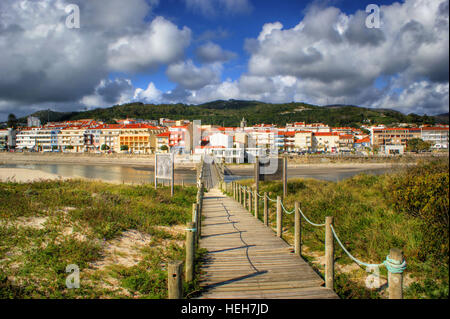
[20,100,443,128]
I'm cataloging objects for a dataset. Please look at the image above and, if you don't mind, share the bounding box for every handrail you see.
[229,181,407,298]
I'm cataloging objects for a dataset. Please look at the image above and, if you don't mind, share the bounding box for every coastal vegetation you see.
[237,159,449,299]
[0,180,200,298]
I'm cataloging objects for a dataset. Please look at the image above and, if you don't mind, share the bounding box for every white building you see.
[294,131,313,152]
[421,127,449,149]
[209,133,233,149]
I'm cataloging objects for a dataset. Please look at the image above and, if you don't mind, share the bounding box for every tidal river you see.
[0,163,197,185]
[0,162,400,184]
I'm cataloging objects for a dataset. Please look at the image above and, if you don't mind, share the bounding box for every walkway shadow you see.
[202,231,246,238]
[203,221,237,227]
[203,270,268,290]
[208,245,256,254]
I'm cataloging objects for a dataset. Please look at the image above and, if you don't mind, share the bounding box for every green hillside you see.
[19,100,441,128]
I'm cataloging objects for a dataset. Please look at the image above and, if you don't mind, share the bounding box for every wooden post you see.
[192,203,198,246]
[254,156,260,195]
[168,261,183,299]
[181,179,184,188]
[185,222,195,282]
[248,189,252,213]
[264,192,268,226]
[239,185,242,204]
[254,188,258,219]
[283,156,287,199]
[276,196,282,238]
[197,201,202,239]
[294,201,301,256]
[243,187,247,209]
[388,248,404,299]
[171,153,174,197]
[154,154,158,190]
[325,216,334,290]
[233,182,236,199]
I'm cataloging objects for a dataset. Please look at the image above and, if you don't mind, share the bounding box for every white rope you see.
[280,201,295,215]
[330,225,383,268]
[266,194,277,202]
[298,207,325,227]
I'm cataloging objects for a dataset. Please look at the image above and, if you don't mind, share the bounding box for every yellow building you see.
[117,124,165,154]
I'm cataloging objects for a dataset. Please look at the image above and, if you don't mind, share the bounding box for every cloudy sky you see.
[0,0,448,120]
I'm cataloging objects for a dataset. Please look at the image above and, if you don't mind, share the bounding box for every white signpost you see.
[154,153,175,196]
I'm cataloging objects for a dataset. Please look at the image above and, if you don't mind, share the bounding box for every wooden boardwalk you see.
[198,187,339,299]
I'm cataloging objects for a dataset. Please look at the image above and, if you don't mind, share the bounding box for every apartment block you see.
[372,128,421,151]
[421,127,449,149]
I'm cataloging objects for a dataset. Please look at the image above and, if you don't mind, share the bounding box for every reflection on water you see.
[0,163,197,185]
[225,167,396,183]
[1,163,397,185]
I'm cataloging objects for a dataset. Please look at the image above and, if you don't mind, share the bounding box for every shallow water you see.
[224,166,397,183]
[0,163,197,185]
[1,163,397,184]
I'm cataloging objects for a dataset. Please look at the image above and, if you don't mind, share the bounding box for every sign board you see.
[156,154,174,179]
[154,153,175,196]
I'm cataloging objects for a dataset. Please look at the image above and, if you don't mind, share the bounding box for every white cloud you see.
[240,0,449,113]
[134,82,163,103]
[0,0,191,118]
[195,42,237,64]
[107,17,192,73]
[166,60,220,90]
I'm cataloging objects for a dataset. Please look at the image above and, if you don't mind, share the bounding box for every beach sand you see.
[0,168,66,183]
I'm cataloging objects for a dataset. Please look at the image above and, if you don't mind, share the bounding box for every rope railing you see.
[330,224,407,272]
[280,200,295,215]
[298,207,326,227]
[169,158,205,299]
[227,181,407,299]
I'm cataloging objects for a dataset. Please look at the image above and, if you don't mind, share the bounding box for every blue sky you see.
[130,0,398,92]
[0,0,448,120]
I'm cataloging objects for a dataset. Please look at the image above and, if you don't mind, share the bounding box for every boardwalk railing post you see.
[388,248,404,299]
[294,201,301,256]
[239,185,242,205]
[168,261,183,299]
[198,193,203,239]
[248,188,252,213]
[254,188,258,219]
[233,182,236,199]
[276,196,282,238]
[283,156,287,199]
[325,216,334,290]
[243,187,247,209]
[264,192,268,226]
[185,222,195,282]
[192,203,198,246]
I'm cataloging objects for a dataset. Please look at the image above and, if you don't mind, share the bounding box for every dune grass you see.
[0,180,200,299]
[235,159,449,299]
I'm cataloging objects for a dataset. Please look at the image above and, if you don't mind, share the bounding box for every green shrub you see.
[388,160,449,261]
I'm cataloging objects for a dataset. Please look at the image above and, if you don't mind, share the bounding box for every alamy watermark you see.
[66,264,80,289]
[366,4,381,29]
[365,265,380,289]
[65,4,80,29]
